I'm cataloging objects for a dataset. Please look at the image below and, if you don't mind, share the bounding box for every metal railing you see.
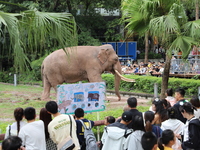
[170,57,200,74]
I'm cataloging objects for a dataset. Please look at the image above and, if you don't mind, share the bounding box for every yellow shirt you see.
[157,146,173,150]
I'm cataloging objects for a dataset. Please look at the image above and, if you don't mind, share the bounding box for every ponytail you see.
[17,120,20,135]
[145,120,152,132]
[158,137,164,150]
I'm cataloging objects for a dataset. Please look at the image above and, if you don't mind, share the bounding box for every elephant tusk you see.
[114,70,135,82]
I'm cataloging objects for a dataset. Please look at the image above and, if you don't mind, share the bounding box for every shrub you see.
[102,74,200,96]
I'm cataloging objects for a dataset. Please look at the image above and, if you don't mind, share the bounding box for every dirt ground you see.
[105,95,151,110]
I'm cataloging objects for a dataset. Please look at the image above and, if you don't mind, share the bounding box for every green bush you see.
[102,74,200,96]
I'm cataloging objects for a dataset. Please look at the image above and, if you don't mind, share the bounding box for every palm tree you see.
[122,0,200,98]
[0,7,77,72]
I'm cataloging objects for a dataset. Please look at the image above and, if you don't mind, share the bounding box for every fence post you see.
[154,83,158,98]
[14,74,17,86]
[198,87,200,100]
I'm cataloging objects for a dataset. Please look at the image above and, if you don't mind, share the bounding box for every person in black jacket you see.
[180,102,200,150]
[173,88,188,123]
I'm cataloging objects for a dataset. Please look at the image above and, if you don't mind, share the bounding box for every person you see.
[18,107,46,150]
[74,108,95,150]
[190,96,200,119]
[179,102,200,150]
[2,136,26,150]
[45,101,80,150]
[101,111,133,150]
[125,97,143,129]
[149,99,156,113]
[173,88,188,123]
[161,107,184,150]
[161,99,171,109]
[4,107,26,139]
[155,47,159,54]
[141,132,158,150]
[165,88,176,106]
[123,115,145,150]
[152,99,168,126]
[39,108,57,150]
[98,116,116,149]
[144,111,162,138]
[157,129,176,150]
[104,116,115,126]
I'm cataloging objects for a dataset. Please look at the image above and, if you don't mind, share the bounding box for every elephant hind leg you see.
[41,75,52,100]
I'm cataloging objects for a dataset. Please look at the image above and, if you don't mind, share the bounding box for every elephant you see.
[41,44,134,101]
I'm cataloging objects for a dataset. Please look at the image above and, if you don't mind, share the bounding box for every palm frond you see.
[20,9,77,53]
[169,36,198,58]
[182,19,200,39]
[149,14,180,40]
[0,11,29,72]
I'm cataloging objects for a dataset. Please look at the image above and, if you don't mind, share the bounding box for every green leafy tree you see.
[122,0,200,98]
[0,3,77,72]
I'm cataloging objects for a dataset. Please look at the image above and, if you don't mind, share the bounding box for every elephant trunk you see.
[114,61,122,101]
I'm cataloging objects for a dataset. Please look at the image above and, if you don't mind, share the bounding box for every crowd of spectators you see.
[1,88,200,150]
[121,60,165,76]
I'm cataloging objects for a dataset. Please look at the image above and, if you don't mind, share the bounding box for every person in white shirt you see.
[18,107,46,150]
[161,107,184,150]
[45,101,80,150]
[165,88,176,107]
[4,107,26,139]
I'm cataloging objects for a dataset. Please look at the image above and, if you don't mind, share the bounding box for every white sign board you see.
[57,82,106,114]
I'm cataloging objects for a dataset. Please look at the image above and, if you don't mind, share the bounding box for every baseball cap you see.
[122,111,132,122]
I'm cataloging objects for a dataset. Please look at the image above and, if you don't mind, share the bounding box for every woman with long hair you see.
[152,99,168,126]
[144,111,162,138]
[39,108,57,150]
[4,107,26,139]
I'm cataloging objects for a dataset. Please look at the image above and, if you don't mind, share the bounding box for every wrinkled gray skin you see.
[41,44,122,100]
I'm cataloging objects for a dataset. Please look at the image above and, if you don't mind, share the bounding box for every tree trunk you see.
[196,0,199,20]
[160,54,172,99]
[144,32,149,64]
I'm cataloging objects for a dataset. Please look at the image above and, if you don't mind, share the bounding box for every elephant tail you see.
[41,62,44,86]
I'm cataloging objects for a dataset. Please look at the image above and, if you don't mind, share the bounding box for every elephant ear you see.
[98,49,109,64]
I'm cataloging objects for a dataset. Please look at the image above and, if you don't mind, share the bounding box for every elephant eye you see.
[114,57,118,61]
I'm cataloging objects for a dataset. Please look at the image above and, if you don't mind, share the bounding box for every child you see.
[158,129,175,150]
[141,132,158,150]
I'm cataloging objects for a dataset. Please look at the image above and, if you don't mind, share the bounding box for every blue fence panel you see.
[102,42,107,45]
[107,42,117,52]
[127,42,137,60]
[117,42,126,56]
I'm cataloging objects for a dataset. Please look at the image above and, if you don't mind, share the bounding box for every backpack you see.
[79,120,98,150]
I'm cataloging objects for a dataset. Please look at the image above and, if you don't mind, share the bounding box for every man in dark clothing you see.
[74,108,94,150]
[173,88,188,123]
[117,97,143,129]
[127,97,144,129]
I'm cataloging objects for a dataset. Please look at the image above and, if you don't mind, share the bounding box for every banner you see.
[57,82,106,114]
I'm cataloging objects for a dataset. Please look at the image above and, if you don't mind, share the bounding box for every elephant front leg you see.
[87,71,103,82]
